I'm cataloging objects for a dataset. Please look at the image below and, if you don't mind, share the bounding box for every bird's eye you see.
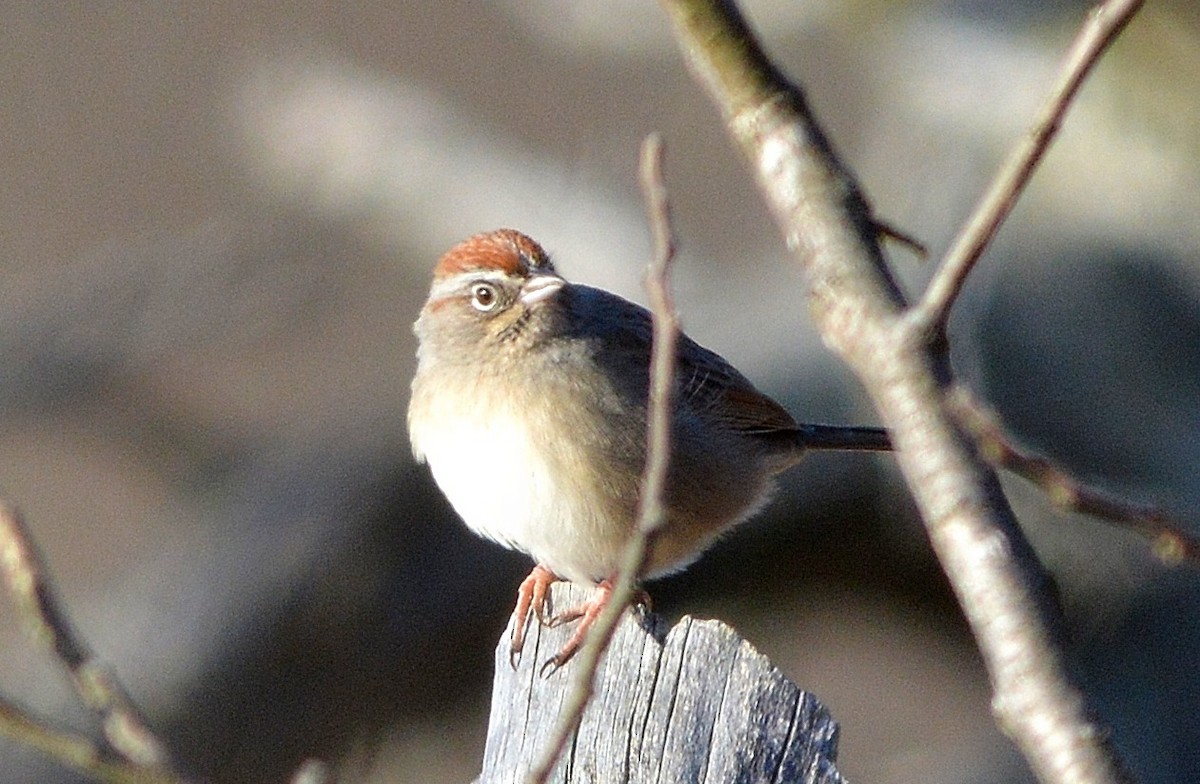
[470,282,499,312]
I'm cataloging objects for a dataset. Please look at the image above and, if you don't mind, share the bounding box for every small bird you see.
[407,229,890,668]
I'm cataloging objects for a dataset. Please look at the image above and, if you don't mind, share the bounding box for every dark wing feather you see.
[676,335,798,435]
[569,283,798,437]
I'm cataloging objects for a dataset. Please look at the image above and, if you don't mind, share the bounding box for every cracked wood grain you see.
[478,583,843,784]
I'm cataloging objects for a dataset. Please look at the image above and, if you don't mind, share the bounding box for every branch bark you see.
[657,1,1140,783]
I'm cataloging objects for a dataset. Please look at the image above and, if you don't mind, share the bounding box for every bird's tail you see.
[795,423,891,452]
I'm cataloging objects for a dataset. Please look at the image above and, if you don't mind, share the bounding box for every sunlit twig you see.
[528,133,679,784]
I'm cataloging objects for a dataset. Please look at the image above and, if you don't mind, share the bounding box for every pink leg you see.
[541,578,616,674]
[509,565,559,666]
[510,570,652,673]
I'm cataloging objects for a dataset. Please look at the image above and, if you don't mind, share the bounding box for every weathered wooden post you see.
[479,583,846,784]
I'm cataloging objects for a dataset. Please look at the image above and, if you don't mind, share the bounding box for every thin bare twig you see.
[528,133,680,783]
[0,696,175,784]
[874,218,928,259]
[911,0,1146,334]
[948,386,1200,564]
[0,500,177,776]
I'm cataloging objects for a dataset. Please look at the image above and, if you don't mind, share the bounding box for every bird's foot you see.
[539,578,615,675]
[509,569,651,674]
[509,564,560,668]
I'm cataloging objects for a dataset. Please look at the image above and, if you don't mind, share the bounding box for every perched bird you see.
[408,229,890,667]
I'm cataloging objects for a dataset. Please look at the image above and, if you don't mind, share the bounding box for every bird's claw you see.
[508,565,559,669]
[508,571,641,674]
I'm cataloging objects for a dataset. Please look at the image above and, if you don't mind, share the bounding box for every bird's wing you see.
[677,336,798,436]
[573,284,797,437]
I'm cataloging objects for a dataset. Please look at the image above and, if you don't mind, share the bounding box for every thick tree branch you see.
[658,1,1140,783]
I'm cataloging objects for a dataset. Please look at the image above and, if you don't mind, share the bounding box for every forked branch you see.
[0,500,185,783]
[657,1,1142,782]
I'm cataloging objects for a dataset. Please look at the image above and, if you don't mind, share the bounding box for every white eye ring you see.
[470,282,499,312]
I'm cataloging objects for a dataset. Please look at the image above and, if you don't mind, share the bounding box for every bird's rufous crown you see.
[433,229,555,280]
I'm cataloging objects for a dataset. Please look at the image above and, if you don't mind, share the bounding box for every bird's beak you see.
[520,274,564,306]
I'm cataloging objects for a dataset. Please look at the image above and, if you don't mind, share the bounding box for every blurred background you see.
[1,1,1198,782]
